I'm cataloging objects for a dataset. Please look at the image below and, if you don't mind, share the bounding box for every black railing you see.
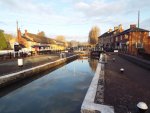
[0,50,62,61]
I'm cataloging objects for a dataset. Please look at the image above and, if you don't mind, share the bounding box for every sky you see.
[0,0,150,42]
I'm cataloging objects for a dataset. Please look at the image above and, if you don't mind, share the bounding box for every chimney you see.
[109,29,112,32]
[17,28,22,43]
[25,29,28,36]
[114,26,118,31]
[118,24,123,32]
[130,24,136,29]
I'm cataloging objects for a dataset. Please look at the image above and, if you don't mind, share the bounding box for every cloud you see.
[0,21,7,25]
[75,2,90,10]
[0,0,53,15]
[75,0,128,17]
[141,18,150,30]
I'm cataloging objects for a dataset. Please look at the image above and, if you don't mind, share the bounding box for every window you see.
[120,36,122,40]
[116,37,118,41]
[125,35,128,39]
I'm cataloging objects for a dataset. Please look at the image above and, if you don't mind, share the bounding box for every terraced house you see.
[98,24,123,51]
[17,29,65,53]
[98,24,150,55]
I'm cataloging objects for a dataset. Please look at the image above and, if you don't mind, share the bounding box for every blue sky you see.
[0,0,150,42]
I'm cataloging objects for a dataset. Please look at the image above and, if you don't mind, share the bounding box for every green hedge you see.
[0,30,8,50]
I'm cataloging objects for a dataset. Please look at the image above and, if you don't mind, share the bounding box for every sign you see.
[14,42,20,51]
[114,50,118,52]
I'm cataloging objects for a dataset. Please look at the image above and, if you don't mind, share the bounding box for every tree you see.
[55,35,68,47]
[88,26,100,45]
[55,35,66,42]
[37,31,45,37]
[4,33,15,49]
[0,30,8,50]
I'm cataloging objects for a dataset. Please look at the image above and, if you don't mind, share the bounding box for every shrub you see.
[0,30,8,50]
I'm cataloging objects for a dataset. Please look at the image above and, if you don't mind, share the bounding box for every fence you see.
[0,50,63,61]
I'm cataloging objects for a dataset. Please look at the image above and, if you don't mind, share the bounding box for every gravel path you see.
[95,53,150,113]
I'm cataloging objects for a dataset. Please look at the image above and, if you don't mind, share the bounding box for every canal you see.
[0,58,98,113]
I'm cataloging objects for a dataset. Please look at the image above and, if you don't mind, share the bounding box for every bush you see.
[0,30,8,50]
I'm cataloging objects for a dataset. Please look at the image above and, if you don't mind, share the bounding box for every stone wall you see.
[119,53,150,70]
[81,54,114,113]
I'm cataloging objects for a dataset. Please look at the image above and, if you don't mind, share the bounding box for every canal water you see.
[0,58,98,113]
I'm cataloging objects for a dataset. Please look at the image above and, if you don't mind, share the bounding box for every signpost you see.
[14,42,20,58]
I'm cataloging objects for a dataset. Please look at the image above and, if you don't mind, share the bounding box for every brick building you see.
[98,24,150,55]
[98,24,123,51]
[114,25,150,55]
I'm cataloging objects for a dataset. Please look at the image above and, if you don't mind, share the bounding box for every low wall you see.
[81,54,114,113]
[119,53,150,70]
[0,55,78,88]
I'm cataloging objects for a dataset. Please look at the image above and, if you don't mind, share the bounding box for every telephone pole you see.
[16,21,19,42]
[138,10,140,28]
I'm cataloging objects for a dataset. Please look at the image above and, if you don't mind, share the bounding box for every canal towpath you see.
[0,53,73,76]
[95,53,150,113]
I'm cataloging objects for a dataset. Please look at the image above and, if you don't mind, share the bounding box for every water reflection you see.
[0,59,98,113]
[88,58,98,72]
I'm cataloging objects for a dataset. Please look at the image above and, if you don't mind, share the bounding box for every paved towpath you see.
[0,54,60,76]
[95,53,150,113]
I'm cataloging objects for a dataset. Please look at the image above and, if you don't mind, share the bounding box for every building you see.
[114,25,150,55]
[98,24,123,51]
[17,29,65,52]
[98,24,150,55]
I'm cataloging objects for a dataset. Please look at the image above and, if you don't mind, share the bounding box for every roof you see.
[115,27,149,37]
[23,33,56,44]
[99,27,149,38]
[98,30,117,38]
[22,35,32,41]
[19,44,26,48]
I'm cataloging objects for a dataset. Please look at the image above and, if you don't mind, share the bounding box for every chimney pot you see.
[130,24,136,29]
[109,29,112,32]
[114,26,118,31]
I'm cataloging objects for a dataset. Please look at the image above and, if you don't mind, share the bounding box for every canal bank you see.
[0,55,78,88]
[81,54,114,113]
[119,53,150,70]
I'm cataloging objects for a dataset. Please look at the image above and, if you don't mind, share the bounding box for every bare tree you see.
[55,35,68,47]
[88,26,100,45]
[37,31,45,37]
[55,35,66,42]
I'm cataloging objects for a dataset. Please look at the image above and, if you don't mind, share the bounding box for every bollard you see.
[18,58,23,67]
[137,102,148,113]
[112,58,115,62]
[99,53,107,63]
[120,68,124,73]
